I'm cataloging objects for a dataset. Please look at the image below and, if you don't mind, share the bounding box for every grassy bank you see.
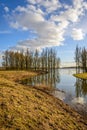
[0,71,87,130]
[74,73,87,79]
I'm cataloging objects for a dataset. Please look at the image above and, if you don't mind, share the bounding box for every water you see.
[21,69,87,116]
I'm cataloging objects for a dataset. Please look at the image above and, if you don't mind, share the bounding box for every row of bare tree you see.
[2,48,60,71]
[75,45,87,73]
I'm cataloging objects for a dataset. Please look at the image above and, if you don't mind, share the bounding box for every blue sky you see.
[0,0,87,65]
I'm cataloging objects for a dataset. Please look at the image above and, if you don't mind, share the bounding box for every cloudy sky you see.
[0,0,87,64]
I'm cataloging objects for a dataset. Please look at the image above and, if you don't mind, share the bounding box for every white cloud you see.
[10,22,20,29]
[6,0,87,51]
[27,0,61,13]
[51,0,87,23]
[4,6,9,12]
[71,28,85,40]
[51,8,80,23]
[14,5,27,12]
[27,0,36,4]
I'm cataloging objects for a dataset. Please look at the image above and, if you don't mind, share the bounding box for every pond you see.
[21,68,87,117]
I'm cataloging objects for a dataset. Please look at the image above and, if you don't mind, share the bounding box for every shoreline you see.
[52,89,87,119]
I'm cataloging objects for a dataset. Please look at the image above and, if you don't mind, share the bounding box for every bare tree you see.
[75,45,87,73]
[2,50,9,69]
[75,45,81,73]
[81,47,87,72]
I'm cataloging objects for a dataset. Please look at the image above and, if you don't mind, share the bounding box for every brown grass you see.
[74,73,87,79]
[0,71,87,130]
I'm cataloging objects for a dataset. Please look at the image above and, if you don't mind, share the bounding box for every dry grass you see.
[74,73,87,79]
[0,70,37,82]
[0,71,87,130]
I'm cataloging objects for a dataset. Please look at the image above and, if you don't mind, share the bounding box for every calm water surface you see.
[21,69,87,116]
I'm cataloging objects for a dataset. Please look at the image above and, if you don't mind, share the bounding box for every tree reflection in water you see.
[75,78,87,97]
[21,69,60,89]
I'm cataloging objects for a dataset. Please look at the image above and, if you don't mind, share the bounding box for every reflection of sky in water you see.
[21,68,87,113]
[56,74,76,95]
[56,69,87,104]
[21,69,87,103]
[71,97,85,104]
[52,69,87,116]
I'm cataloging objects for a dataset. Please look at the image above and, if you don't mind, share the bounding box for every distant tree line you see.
[75,45,87,73]
[2,48,60,71]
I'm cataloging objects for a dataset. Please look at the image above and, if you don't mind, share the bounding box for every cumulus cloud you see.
[4,6,9,12]
[71,28,85,40]
[27,0,61,13]
[51,0,87,23]
[6,0,87,51]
